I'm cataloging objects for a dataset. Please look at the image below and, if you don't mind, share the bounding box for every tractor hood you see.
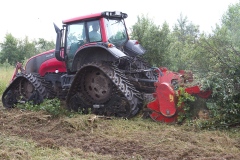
[123,40,146,57]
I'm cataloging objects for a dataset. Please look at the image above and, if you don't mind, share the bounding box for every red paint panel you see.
[157,83,177,117]
[184,85,211,99]
[39,58,66,76]
[100,18,107,42]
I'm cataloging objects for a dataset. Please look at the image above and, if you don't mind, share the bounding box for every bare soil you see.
[0,106,240,160]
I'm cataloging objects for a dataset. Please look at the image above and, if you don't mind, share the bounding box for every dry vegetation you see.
[0,67,240,160]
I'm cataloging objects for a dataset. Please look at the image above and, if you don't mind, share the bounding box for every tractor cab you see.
[54,11,134,72]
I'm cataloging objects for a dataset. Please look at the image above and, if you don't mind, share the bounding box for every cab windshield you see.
[104,18,128,46]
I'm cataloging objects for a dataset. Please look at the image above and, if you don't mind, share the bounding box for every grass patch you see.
[0,66,14,95]
[0,133,113,160]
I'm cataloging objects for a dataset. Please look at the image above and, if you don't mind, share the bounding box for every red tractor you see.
[2,11,211,122]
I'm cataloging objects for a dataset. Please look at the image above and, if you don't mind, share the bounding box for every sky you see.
[0,0,239,42]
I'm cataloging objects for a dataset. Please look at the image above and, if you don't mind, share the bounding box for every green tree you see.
[168,14,200,71]
[0,33,20,65]
[130,14,171,67]
[197,2,240,128]
[0,34,55,66]
[34,38,55,53]
[18,36,36,60]
[221,2,240,47]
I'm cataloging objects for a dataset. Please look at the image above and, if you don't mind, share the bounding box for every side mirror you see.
[54,23,65,61]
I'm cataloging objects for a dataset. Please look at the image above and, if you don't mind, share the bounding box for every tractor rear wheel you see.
[83,68,112,103]
[66,62,143,118]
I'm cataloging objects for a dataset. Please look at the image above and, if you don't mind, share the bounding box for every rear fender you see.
[71,45,127,72]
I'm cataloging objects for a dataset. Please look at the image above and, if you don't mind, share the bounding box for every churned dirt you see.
[0,105,240,160]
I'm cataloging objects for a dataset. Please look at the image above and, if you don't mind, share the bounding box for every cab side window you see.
[66,23,85,67]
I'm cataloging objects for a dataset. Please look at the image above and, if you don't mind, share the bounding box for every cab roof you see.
[62,11,127,24]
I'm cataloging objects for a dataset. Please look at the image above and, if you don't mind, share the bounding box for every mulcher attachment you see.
[147,67,211,123]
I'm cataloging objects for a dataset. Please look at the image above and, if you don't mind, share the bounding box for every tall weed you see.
[0,62,14,95]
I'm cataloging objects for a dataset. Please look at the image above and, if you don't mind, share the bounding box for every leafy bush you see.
[176,87,196,123]
[199,72,240,129]
[17,99,74,117]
